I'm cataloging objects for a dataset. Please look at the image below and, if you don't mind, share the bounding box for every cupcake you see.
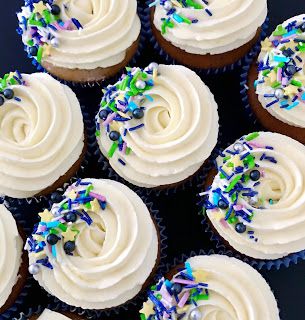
[17,0,141,84]
[246,15,305,143]
[148,0,268,69]
[95,63,219,189]
[20,308,85,320]
[140,254,280,320]
[0,71,85,199]
[202,131,305,260]
[25,178,160,310]
[0,204,28,315]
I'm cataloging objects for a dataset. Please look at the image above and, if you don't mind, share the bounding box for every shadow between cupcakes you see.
[143,1,269,75]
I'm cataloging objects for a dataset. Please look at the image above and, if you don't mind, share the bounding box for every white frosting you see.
[153,0,267,55]
[19,0,141,70]
[0,73,84,198]
[97,64,219,188]
[207,132,305,259]
[37,309,71,320]
[256,15,305,128]
[0,205,23,309]
[28,179,159,309]
[184,255,279,320]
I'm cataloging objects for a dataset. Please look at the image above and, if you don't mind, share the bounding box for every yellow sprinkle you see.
[193,270,208,282]
[62,228,78,242]
[34,250,46,259]
[140,302,155,317]
[214,211,223,221]
[67,190,77,200]
[284,84,299,98]
[172,0,182,7]
[33,1,47,14]
[90,198,100,213]
[260,38,273,52]
[33,234,45,242]
[39,209,53,222]
[42,44,51,57]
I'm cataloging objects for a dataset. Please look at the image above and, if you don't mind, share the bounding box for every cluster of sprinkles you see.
[17,0,82,67]
[26,179,107,275]
[256,17,305,110]
[201,132,278,242]
[0,71,25,106]
[95,63,158,166]
[149,0,212,34]
[140,262,209,320]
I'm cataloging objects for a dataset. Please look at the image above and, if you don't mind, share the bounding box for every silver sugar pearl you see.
[189,308,202,320]
[163,1,173,10]
[148,62,159,71]
[28,263,40,275]
[233,142,244,153]
[50,37,59,48]
[274,88,284,100]
[135,80,146,90]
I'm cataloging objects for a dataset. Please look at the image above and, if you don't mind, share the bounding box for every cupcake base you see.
[0,226,28,314]
[150,8,262,69]
[246,61,305,144]
[41,37,140,84]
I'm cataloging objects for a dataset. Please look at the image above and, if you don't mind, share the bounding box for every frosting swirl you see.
[256,15,305,128]
[153,0,267,55]
[204,132,305,259]
[26,178,159,309]
[140,255,279,320]
[96,64,219,188]
[17,0,141,70]
[37,309,71,320]
[0,72,84,198]
[0,205,23,309]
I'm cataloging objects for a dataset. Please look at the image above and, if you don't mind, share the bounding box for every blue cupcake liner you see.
[240,49,267,127]
[0,273,33,320]
[30,196,168,319]
[18,0,146,88]
[142,1,269,75]
[4,105,94,214]
[12,303,92,320]
[196,147,305,271]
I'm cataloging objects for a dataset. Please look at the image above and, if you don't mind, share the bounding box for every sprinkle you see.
[129,123,145,132]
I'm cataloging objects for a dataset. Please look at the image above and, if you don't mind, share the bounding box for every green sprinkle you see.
[186,0,203,9]
[156,293,162,300]
[225,174,242,192]
[58,223,68,232]
[262,70,270,76]
[120,76,130,91]
[37,46,43,63]
[108,142,118,158]
[126,147,131,155]
[140,314,146,320]
[95,130,100,137]
[85,185,94,197]
[245,132,259,141]
[150,285,157,291]
[108,101,118,113]
[27,39,34,46]
[228,216,238,224]
[231,192,237,202]
[193,294,209,301]
[291,79,302,87]
[271,81,281,88]
[272,25,286,36]
[43,9,51,24]
[223,156,231,162]
[49,228,59,235]
[220,172,226,179]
